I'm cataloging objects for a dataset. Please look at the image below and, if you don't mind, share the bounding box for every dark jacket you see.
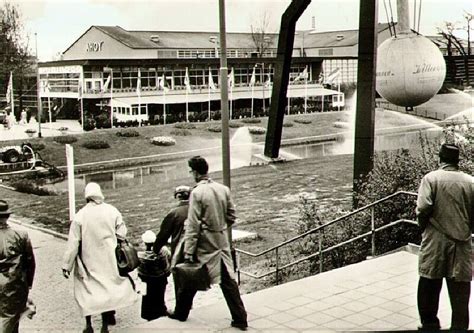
[0,225,35,325]
[153,201,189,255]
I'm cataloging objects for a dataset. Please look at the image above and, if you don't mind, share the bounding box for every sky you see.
[10,0,474,61]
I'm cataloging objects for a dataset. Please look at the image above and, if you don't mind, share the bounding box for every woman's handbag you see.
[116,237,140,277]
[173,262,211,291]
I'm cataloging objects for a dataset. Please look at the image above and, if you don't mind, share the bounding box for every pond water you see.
[47,124,446,194]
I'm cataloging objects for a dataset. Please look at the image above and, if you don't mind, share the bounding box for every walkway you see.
[11,219,474,332]
[0,119,82,141]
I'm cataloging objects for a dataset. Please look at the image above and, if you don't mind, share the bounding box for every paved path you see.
[10,220,223,333]
[11,219,474,332]
[137,250,474,332]
[0,119,82,141]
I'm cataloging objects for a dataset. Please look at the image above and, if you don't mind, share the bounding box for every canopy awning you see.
[110,84,341,107]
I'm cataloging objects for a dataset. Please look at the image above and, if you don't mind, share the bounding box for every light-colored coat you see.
[184,177,236,284]
[62,202,137,316]
[416,165,474,282]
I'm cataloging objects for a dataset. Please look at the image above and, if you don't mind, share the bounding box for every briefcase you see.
[173,262,211,291]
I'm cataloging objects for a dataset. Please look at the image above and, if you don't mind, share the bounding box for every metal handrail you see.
[235,191,418,284]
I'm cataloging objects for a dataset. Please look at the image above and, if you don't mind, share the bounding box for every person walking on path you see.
[137,230,170,321]
[0,200,36,333]
[168,156,247,331]
[416,143,474,331]
[62,182,137,333]
[152,185,191,317]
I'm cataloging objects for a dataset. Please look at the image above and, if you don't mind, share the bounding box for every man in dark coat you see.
[168,156,247,331]
[154,185,191,255]
[153,185,191,317]
[416,143,474,331]
[0,200,36,333]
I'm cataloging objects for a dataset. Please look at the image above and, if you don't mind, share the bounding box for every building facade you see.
[38,24,394,125]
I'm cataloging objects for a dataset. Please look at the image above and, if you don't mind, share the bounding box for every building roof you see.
[297,23,394,48]
[65,23,393,55]
[94,25,277,50]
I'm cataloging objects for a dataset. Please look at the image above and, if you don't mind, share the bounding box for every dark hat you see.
[0,200,11,216]
[174,185,191,199]
[439,143,460,163]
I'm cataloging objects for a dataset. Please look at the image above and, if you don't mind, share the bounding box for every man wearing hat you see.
[416,143,474,331]
[168,156,247,330]
[153,185,191,317]
[0,200,36,333]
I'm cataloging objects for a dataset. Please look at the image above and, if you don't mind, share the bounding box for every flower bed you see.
[283,122,294,127]
[174,122,196,130]
[116,129,140,137]
[54,135,78,144]
[150,136,176,146]
[242,118,261,124]
[207,125,222,133]
[82,140,110,149]
[248,126,266,135]
[294,118,312,124]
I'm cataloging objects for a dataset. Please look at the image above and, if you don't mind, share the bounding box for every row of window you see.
[39,64,316,94]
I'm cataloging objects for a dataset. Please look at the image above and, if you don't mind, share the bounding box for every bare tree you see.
[250,12,274,58]
[437,12,473,86]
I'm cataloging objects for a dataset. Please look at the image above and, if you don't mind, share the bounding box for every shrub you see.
[283,122,294,127]
[82,140,110,149]
[170,129,192,136]
[12,180,56,196]
[174,122,196,130]
[242,118,261,124]
[54,135,78,144]
[28,142,45,151]
[82,118,96,131]
[150,136,176,146]
[207,125,222,133]
[248,126,266,135]
[294,118,312,124]
[116,129,140,137]
[229,122,242,128]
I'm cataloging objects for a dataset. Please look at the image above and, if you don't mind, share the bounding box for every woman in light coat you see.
[62,182,137,333]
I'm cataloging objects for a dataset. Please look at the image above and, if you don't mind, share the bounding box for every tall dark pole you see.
[353,0,379,206]
[218,0,234,268]
[218,0,230,189]
[264,0,311,159]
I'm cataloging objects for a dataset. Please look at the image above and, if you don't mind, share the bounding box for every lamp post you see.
[35,32,42,138]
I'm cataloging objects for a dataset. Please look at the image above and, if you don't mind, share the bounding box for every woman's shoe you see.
[82,326,93,333]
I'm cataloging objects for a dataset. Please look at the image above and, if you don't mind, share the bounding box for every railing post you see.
[275,247,279,285]
[371,206,376,256]
[319,231,323,273]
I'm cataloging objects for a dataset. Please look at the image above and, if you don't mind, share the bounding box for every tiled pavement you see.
[11,219,474,332]
[136,250,473,332]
